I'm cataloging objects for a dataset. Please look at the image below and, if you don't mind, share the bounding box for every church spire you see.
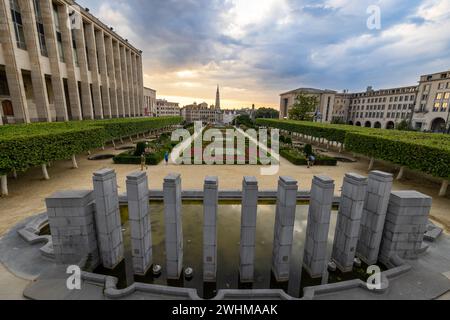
[215,85,221,110]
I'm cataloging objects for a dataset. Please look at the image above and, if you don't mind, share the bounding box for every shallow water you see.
[93,202,374,299]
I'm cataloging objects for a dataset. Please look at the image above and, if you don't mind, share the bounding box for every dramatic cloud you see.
[77,0,450,108]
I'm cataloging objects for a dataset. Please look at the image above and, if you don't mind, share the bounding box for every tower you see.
[215,85,221,110]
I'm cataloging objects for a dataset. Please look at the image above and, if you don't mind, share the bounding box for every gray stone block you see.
[303,175,335,279]
[164,174,183,279]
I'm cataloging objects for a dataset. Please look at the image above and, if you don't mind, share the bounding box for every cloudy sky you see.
[77,0,450,109]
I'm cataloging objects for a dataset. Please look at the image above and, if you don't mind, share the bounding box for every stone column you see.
[379,191,432,267]
[164,174,183,279]
[203,176,218,282]
[332,173,368,273]
[18,0,51,122]
[126,49,135,117]
[272,177,298,282]
[357,171,393,265]
[57,5,82,120]
[120,45,130,117]
[84,23,103,119]
[96,30,111,118]
[303,176,335,279]
[40,0,68,121]
[131,52,139,116]
[126,171,152,276]
[46,190,99,267]
[92,169,124,269]
[137,54,144,117]
[0,0,30,123]
[113,41,124,117]
[240,176,258,283]
[73,22,94,119]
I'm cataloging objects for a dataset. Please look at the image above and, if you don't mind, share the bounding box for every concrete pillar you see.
[303,175,335,279]
[368,157,375,171]
[46,190,99,267]
[72,155,78,169]
[84,23,103,119]
[137,54,144,117]
[104,36,117,117]
[239,176,259,283]
[379,191,432,267]
[113,41,124,117]
[1,175,8,196]
[203,176,218,282]
[126,171,152,276]
[396,167,405,181]
[126,49,135,117]
[92,169,124,269]
[18,0,51,122]
[357,171,393,265]
[272,177,298,282]
[57,5,82,120]
[331,173,368,273]
[131,53,139,116]
[439,180,448,197]
[40,0,68,121]
[120,45,130,117]
[96,30,112,118]
[163,174,183,279]
[42,164,50,180]
[73,22,94,120]
[0,0,30,123]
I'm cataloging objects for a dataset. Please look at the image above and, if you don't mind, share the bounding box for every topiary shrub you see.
[304,144,313,157]
[134,142,147,156]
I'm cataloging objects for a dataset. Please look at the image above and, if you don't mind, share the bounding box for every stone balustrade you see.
[45,169,432,283]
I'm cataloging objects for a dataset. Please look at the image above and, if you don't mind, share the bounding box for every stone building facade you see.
[0,0,144,125]
[280,69,450,132]
[155,99,180,118]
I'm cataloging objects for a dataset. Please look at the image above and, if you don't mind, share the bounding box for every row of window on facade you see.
[422,82,450,92]
[9,0,132,73]
[350,111,411,120]
[350,95,416,105]
[350,104,414,112]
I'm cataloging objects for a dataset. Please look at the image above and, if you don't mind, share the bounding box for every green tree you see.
[288,94,318,121]
[396,120,411,131]
[234,114,254,128]
[255,108,279,119]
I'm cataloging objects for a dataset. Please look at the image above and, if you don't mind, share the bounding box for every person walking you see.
[307,154,316,169]
[164,151,170,166]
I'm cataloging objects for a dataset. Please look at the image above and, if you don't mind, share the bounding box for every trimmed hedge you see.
[0,117,182,174]
[88,116,182,140]
[0,126,106,174]
[258,119,450,179]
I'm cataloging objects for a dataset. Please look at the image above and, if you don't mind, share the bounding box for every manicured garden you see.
[279,137,337,167]
[181,127,272,165]
[256,119,450,181]
[113,133,179,165]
